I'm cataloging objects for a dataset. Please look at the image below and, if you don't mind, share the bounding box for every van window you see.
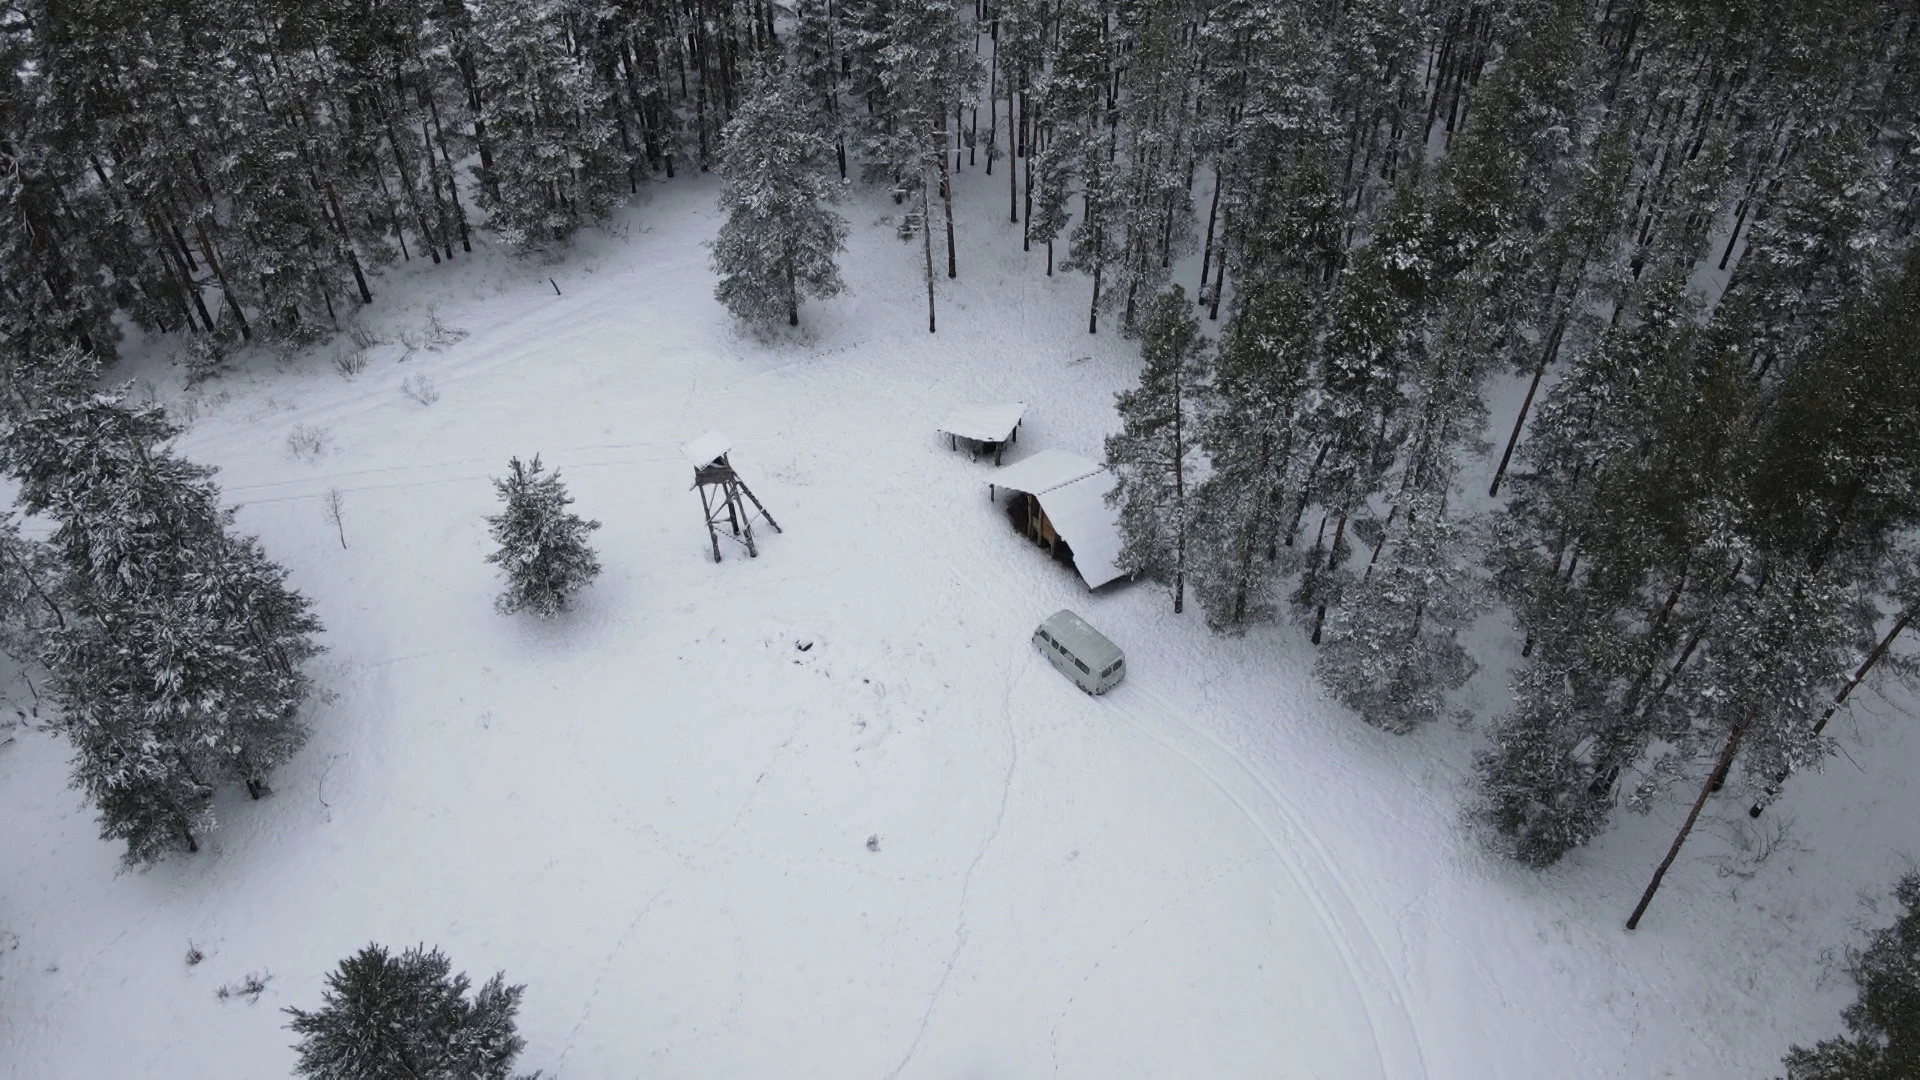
[1073,658,1090,674]
[1102,660,1121,677]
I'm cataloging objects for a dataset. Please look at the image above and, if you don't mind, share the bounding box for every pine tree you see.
[285,943,531,1080]
[1315,493,1481,733]
[0,510,63,667]
[851,0,980,331]
[486,455,603,617]
[712,67,849,328]
[1104,0,1200,333]
[1189,280,1311,629]
[471,0,626,247]
[0,348,323,862]
[1106,286,1209,612]
[1782,874,1920,1080]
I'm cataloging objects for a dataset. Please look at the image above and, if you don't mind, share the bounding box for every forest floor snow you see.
[2,171,1917,1079]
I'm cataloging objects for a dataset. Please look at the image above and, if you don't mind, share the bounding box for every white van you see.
[1033,609,1125,695]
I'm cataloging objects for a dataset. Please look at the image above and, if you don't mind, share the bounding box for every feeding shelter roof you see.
[990,449,1125,590]
[681,431,733,467]
[1036,472,1125,588]
[990,449,1103,496]
[937,402,1026,444]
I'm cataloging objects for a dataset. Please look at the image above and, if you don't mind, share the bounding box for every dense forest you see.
[2,0,1917,939]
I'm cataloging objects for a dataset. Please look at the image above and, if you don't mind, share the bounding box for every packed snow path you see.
[2,179,1915,1078]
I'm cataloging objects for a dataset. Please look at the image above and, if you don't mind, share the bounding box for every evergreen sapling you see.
[485,455,602,617]
[285,943,532,1080]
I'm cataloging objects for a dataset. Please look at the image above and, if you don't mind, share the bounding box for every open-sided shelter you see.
[988,449,1126,589]
[937,402,1026,465]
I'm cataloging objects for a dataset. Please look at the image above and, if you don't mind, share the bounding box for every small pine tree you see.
[1782,874,1920,1080]
[285,944,531,1080]
[1106,287,1210,612]
[486,455,602,617]
[711,67,849,328]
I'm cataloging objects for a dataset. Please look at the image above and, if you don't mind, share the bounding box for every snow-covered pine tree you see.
[1315,492,1481,733]
[851,0,980,331]
[0,350,323,861]
[1782,873,1920,1080]
[790,0,848,179]
[0,510,63,667]
[486,455,603,617]
[285,943,531,1080]
[712,66,849,328]
[1047,0,1122,333]
[1104,0,1200,334]
[1290,192,1429,644]
[1189,280,1311,629]
[1022,0,1098,278]
[1106,286,1209,612]
[471,0,626,247]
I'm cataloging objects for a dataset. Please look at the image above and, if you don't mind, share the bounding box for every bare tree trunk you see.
[923,176,937,333]
[193,220,252,340]
[938,115,958,279]
[1490,313,1567,497]
[1751,606,1914,816]
[1627,709,1751,930]
[1197,167,1222,303]
[1021,95,1034,241]
[1207,210,1228,320]
[1087,251,1102,334]
[1173,377,1186,614]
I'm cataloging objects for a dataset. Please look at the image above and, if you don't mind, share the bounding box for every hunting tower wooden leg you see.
[735,479,781,533]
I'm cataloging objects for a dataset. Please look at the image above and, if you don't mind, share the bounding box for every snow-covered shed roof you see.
[990,448,1103,496]
[990,449,1126,590]
[937,402,1026,444]
[681,431,732,467]
[1036,472,1125,588]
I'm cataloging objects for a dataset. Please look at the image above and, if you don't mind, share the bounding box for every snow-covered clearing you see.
[2,173,1916,1079]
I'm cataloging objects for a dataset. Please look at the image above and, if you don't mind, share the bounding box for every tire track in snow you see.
[883,647,1029,1080]
[1047,855,1260,1076]
[1113,689,1431,1080]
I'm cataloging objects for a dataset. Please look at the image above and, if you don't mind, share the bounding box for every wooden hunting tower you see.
[682,431,781,562]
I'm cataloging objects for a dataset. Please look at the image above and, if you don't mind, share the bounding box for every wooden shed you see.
[988,449,1126,589]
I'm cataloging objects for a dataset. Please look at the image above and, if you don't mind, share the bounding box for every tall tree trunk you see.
[1087,250,1102,334]
[193,220,252,340]
[1626,709,1752,930]
[1207,209,1228,320]
[1490,312,1567,497]
[938,116,958,279]
[923,177,937,333]
[1751,606,1915,816]
[376,95,441,264]
[1173,380,1186,614]
[1197,167,1222,303]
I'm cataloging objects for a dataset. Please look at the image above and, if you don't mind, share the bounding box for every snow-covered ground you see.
[2,172,1916,1079]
